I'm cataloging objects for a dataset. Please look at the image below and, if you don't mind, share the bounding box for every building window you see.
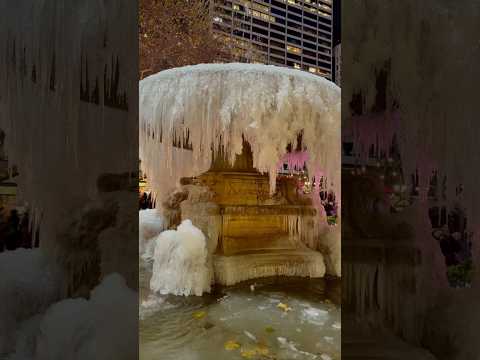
[252,3,270,13]
[287,45,302,54]
[251,10,276,23]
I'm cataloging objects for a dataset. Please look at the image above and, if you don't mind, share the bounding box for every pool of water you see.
[140,263,341,360]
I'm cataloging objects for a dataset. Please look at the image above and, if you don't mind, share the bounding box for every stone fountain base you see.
[162,154,330,286]
[213,249,325,286]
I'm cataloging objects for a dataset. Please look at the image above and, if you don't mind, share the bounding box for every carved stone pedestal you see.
[182,170,326,285]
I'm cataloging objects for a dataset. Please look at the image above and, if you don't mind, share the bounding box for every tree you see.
[139,0,233,79]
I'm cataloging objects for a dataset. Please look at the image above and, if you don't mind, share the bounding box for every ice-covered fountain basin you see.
[140,63,341,284]
[139,62,341,201]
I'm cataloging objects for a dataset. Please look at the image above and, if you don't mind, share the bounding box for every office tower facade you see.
[211,0,334,79]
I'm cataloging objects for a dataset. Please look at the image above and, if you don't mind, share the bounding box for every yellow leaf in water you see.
[192,311,206,319]
[265,326,275,333]
[277,303,292,312]
[240,349,257,358]
[224,340,241,351]
[254,345,270,356]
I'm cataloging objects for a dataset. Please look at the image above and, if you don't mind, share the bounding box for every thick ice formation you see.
[344,1,480,225]
[0,1,137,286]
[344,1,480,357]
[214,251,325,286]
[139,209,164,261]
[150,220,211,296]
[140,63,341,205]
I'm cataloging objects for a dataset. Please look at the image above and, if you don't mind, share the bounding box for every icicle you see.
[0,1,138,287]
[140,63,340,205]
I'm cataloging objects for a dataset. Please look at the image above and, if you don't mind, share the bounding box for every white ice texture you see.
[150,220,211,296]
[0,0,137,255]
[139,63,341,203]
[0,3,137,359]
[139,208,164,261]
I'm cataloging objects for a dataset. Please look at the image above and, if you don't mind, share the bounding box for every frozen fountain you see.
[140,63,340,288]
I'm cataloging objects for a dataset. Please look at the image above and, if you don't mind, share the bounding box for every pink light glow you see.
[277,151,325,180]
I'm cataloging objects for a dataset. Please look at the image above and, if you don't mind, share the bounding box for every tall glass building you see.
[211,0,334,79]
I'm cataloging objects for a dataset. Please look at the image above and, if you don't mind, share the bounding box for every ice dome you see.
[139,63,341,202]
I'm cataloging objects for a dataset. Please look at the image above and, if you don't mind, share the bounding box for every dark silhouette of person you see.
[324,202,335,217]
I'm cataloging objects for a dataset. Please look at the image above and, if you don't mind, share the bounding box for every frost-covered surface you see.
[179,184,221,256]
[0,1,137,286]
[140,209,165,244]
[150,220,211,296]
[0,249,62,356]
[214,251,325,286]
[140,63,340,204]
[139,208,165,261]
[7,274,137,360]
[318,224,341,277]
[344,1,480,357]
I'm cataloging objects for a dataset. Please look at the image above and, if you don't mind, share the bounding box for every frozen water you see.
[140,209,165,244]
[139,209,164,261]
[344,2,480,357]
[0,0,137,288]
[150,220,211,296]
[140,63,341,281]
[139,63,340,206]
[345,1,480,250]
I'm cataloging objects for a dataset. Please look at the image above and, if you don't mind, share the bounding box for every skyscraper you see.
[211,0,334,79]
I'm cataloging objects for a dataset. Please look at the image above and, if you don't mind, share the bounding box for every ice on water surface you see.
[140,268,341,360]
